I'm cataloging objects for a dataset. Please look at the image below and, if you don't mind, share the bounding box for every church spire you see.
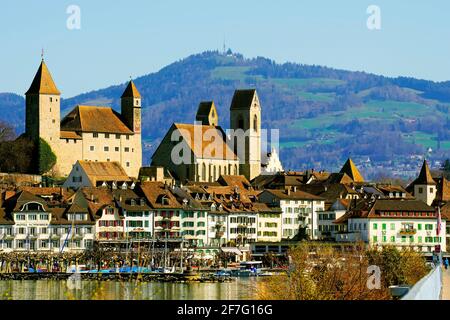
[339,158,365,183]
[415,159,436,185]
[121,80,141,98]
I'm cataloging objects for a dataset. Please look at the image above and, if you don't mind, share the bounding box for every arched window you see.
[253,114,258,132]
[202,163,206,181]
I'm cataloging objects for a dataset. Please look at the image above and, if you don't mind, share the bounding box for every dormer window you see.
[130,199,136,206]
[22,202,44,212]
[140,199,145,206]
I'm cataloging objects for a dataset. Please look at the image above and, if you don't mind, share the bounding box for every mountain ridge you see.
[2,50,450,178]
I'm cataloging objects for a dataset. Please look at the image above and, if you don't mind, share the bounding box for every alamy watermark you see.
[367,5,381,30]
[66,5,81,30]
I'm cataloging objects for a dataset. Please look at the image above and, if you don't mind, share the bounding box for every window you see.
[126,162,130,167]
[124,147,130,152]
[373,223,378,230]
[418,224,422,230]
[390,223,395,230]
[425,224,433,230]
[116,134,120,139]
[382,223,386,230]
[105,133,110,139]
[372,236,377,242]
[418,187,423,194]
[93,133,98,138]
[126,135,130,140]
[390,236,395,242]
[90,146,95,151]
[430,188,434,193]
[115,147,119,152]
[104,146,109,151]
[253,114,258,132]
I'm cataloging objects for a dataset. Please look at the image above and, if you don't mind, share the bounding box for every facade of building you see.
[259,189,325,240]
[0,190,95,253]
[25,60,142,178]
[335,199,446,253]
[63,160,132,189]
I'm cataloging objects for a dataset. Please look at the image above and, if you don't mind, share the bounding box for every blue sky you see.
[1,0,450,97]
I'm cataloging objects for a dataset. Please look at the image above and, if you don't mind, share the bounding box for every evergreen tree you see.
[38,138,57,175]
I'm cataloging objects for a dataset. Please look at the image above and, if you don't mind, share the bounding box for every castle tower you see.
[413,160,436,206]
[230,89,261,181]
[25,59,61,150]
[121,80,142,133]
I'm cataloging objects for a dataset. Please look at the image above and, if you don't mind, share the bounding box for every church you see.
[24,59,142,177]
[151,89,262,183]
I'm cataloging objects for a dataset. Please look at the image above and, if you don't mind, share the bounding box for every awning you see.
[221,247,242,255]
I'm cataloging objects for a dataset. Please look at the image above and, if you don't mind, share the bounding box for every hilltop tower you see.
[230,89,261,181]
[25,59,61,148]
[121,80,142,133]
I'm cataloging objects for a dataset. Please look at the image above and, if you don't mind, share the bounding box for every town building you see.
[24,60,142,178]
[137,182,182,240]
[335,198,446,254]
[258,188,325,240]
[63,160,132,189]
[0,190,95,253]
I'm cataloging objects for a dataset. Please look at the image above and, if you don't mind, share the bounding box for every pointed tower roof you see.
[196,101,218,126]
[415,160,436,185]
[230,89,257,110]
[339,158,365,183]
[121,80,141,98]
[25,60,60,95]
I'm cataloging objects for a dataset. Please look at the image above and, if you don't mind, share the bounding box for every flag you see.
[437,206,442,236]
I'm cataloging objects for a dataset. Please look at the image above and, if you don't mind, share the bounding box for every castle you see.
[24,59,142,177]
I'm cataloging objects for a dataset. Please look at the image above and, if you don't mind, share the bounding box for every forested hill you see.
[2,50,450,178]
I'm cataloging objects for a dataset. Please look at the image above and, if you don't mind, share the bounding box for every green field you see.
[284,99,450,150]
[297,91,335,102]
[210,66,263,81]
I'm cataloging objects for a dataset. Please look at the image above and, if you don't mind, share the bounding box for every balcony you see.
[399,229,417,235]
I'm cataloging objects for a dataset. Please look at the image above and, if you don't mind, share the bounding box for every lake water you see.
[0,278,260,300]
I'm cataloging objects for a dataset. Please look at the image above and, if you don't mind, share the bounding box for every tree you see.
[0,136,34,173]
[257,243,428,300]
[38,138,57,175]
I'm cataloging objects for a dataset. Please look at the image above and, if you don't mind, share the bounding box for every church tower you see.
[121,80,142,133]
[25,58,61,149]
[413,160,437,206]
[121,80,142,176]
[230,89,261,181]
